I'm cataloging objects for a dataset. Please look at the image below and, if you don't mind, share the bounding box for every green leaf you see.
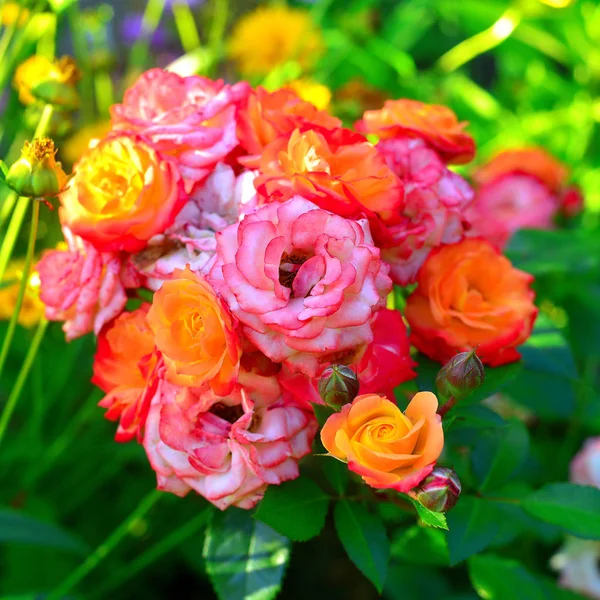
[48,0,78,13]
[312,403,335,427]
[322,458,349,495]
[445,497,499,565]
[0,509,87,555]
[334,500,389,592]
[203,508,290,600]
[472,419,529,492]
[391,526,449,566]
[410,499,448,530]
[468,554,547,600]
[254,478,329,542]
[522,483,600,539]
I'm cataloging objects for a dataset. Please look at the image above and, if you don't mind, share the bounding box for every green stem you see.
[0,200,40,383]
[46,490,163,600]
[0,318,47,450]
[436,8,521,73]
[207,0,228,76]
[172,1,201,53]
[127,0,167,74]
[90,506,213,599]
[0,104,53,285]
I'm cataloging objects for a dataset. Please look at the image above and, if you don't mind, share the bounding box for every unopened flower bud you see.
[318,365,359,408]
[436,348,484,401]
[410,466,461,513]
[6,138,68,198]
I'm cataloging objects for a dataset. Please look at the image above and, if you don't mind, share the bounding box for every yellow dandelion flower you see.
[228,6,323,77]
[1,2,30,27]
[0,260,45,329]
[61,120,111,165]
[287,79,331,110]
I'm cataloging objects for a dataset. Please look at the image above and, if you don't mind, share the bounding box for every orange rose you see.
[254,127,403,223]
[236,87,341,168]
[355,99,475,164]
[405,239,538,367]
[147,268,241,395]
[321,392,444,492]
[473,147,569,193]
[92,304,159,442]
[59,132,185,253]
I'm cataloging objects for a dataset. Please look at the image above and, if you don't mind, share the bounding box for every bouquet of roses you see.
[32,67,540,515]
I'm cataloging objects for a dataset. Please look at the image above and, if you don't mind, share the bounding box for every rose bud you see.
[5,138,68,198]
[436,348,485,402]
[318,365,360,408]
[409,466,461,513]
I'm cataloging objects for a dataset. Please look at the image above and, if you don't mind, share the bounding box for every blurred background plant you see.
[1,0,599,599]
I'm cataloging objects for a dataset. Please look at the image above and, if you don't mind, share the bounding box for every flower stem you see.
[46,490,163,600]
[173,1,201,53]
[207,0,228,75]
[89,505,213,599]
[0,318,47,450]
[127,0,167,74]
[0,104,53,285]
[0,199,40,384]
[437,396,456,418]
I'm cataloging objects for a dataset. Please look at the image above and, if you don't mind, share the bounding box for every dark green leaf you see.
[254,478,329,542]
[468,554,547,600]
[322,458,349,495]
[523,483,600,539]
[445,497,499,565]
[203,508,290,600]
[472,419,529,491]
[0,509,87,555]
[334,500,389,592]
[312,403,335,427]
[391,525,449,566]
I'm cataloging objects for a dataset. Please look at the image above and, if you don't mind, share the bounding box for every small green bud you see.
[6,138,68,198]
[436,349,485,402]
[409,467,461,513]
[318,365,360,408]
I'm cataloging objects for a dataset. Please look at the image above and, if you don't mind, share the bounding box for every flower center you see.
[278,251,310,291]
[210,402,244,424]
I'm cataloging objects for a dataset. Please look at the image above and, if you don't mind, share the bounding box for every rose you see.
[36,228,138,340]
[473,147,569,193]
[375,137,475,284]
[147,267,241,395]
[551,538,600,600]
[208,196,392,376]
[92,304,159,442]
[111,68,249,191]
[466,173,557,249]
[405,239,538,366]
[320,392,444,492]
[59,132,186,253]
[143,370,317,509]
[355,99,475,164]
[236,87,341,168]
[570,437,600,488]
[254,127,403,227]
[129,163,258,290]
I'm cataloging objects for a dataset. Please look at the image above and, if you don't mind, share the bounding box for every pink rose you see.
[279,308,416,407]
[466,173,557,249]
[375,138,475,285]
[143,369,317,510]
[111,69,250,192]
[37,228,138,340]
[129,163,258,290]
[208,196,392,376]
[570,437,600,489]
